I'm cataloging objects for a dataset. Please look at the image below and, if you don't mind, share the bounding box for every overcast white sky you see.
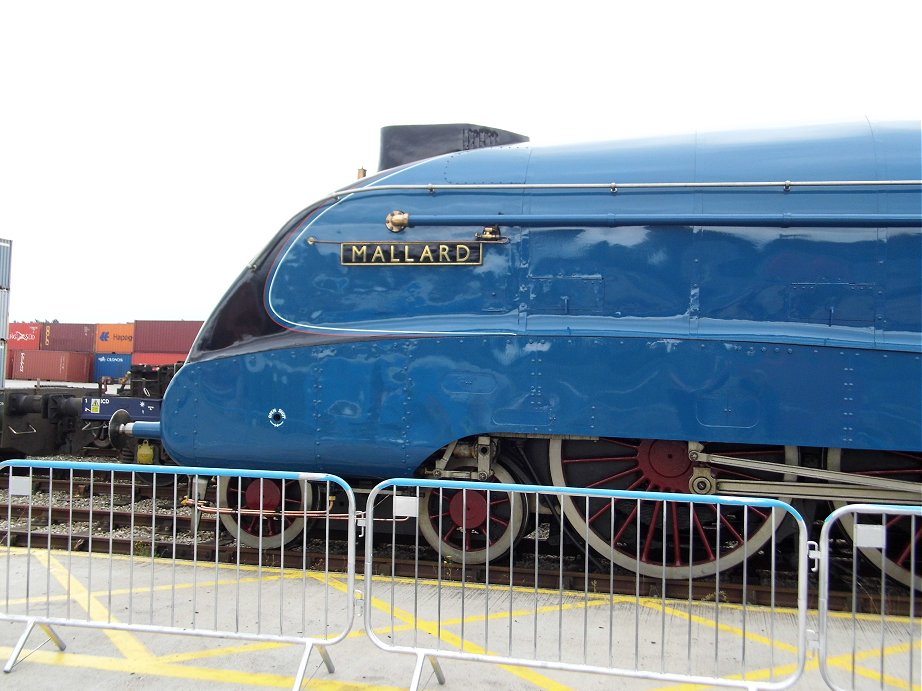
[2,1,920,324]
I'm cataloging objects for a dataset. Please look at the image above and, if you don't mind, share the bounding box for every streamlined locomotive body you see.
[160,122,922,584]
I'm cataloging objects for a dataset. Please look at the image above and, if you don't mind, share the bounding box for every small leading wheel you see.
[418,459,525,564]
[827,448,922,591]
[217,475,314,549]
[549,438,797,579]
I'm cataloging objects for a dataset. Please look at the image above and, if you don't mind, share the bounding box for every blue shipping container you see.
[93,353,132,382]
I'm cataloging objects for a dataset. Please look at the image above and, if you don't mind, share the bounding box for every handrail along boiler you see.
[127,122,921,586]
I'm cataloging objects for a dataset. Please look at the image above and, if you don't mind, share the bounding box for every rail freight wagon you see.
[147,122,920,587]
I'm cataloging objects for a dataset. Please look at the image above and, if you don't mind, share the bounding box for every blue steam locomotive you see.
[154,122,921,585]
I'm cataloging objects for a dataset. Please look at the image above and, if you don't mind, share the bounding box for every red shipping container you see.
[7,322,43,350]
[8,350,93,382]
[42,323,97,352]
[133,321,203,353]
[132,352,187,367]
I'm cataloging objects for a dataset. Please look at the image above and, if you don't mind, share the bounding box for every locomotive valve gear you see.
[690,467,716,494]
[429,440,457,480]
[475,436,493,480]
[427,437,497,480]
[696,452,920,503]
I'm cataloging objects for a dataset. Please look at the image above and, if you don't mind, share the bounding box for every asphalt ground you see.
[1,547,919,691]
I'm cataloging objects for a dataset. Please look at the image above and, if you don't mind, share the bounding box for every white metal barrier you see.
[5,462,917,690]
[0,459,356,690]
[364,478,810,691]
[817,503,921,691]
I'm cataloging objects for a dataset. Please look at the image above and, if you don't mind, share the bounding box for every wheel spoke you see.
[830,449,921,590]
[855,468,922,478]
[641,501,663,563]
[563,454,639,465]
[586,465,642,490]
[749,505,769,520]
[692,508,715,561]
[671,502,683,566]
[418,461,524,563]
[488,514,510,529]
[710,505,745,544]
[720,469,767,481]
[551,438,791,578]
[896,522,922,568]
[611,503,639,546]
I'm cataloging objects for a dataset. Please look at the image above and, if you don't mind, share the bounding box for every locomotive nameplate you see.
[341,241,482,266]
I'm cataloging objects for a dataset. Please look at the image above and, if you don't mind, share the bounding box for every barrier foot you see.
[4,618,66,673]
[410,653,445,690]
[292,643,335,690]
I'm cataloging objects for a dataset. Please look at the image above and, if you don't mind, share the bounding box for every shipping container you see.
[42,323,97,352]
[8,349,93,382]
[93,353,132,382]
[131,352,187,367]
[7,322,43,350]
[0,341,6,387]
[133,320,203,353]
[95,323,135,354]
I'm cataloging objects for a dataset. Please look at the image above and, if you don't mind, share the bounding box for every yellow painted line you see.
[8,547,918,623]
[157,640,294,664]
[0,646,404,690]
[645,620,922,691]
[648,640,922,691]
[333,576,574,691]
[439,598,611,627]
[2,573,305,608]
[157,625,415,666]
[637,598,801,655]
[37,551,155,661]
[824,638,922,691]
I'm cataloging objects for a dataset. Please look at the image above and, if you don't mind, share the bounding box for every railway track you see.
[1,469,917,617]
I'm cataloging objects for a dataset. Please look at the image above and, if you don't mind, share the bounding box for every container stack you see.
[5,322,43,382]
[94,323,135,383]
[9,322,96,383]
[5,319,203,383]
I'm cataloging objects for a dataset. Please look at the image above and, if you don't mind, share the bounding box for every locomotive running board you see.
[692,452,921,503]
